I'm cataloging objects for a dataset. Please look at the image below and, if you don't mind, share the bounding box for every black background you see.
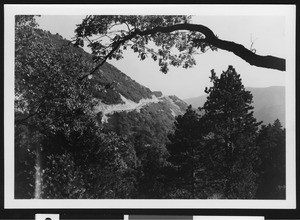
[1,1,298,219]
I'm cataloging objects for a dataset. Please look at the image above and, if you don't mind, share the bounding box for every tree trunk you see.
[34,143,42,199]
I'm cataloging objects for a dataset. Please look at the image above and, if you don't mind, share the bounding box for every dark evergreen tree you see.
[255,119,286,199]
[166,105,206,198]
[166,67,262,199]
[200,65,262,199]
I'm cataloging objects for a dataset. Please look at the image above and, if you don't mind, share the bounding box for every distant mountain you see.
[248,86,285,126]
[184,86,285,126]
[184,95,207,110]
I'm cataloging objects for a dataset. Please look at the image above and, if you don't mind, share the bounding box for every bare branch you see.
[250,34,257,53]
[124,22,132,33]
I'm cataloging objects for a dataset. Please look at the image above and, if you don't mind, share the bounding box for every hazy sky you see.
[36,13,287,99]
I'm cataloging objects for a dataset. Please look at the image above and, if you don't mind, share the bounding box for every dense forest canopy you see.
[73,15,285,80]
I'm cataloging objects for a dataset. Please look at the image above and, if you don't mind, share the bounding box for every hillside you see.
[43,30,188,116]
[184,86,285,126]
[42,30,154,105]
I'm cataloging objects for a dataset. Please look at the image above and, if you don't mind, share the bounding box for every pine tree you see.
[200,65,262,199]
[166,105,206,198]
[256,119,286,199]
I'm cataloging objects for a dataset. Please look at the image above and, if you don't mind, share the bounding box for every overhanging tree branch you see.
[79,23,285,80]
[201,38,285,71]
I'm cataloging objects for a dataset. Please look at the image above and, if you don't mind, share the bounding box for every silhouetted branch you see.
[80,23,285,80]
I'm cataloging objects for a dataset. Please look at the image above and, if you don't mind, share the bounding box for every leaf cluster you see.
[74,15,215,74]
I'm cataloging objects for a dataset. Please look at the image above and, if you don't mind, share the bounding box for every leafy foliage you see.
[104,101,182,198]
[74,15,215,74]
[15,16,98,134]
[15,15,136,199]
[41,131,137,199]
[74,15,286,77]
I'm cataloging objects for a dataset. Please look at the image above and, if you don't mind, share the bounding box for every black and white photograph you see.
[4,4,296,209]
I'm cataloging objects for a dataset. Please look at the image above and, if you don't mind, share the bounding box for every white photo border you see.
[4,4,296,209]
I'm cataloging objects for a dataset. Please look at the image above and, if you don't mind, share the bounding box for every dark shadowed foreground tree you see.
[15,15,137,199]
[15,15,97,198]
[166,105,206,199]
[200,66,262,199]
[74,15,285,80]
[255,119,286,199]
[166,66,262,199]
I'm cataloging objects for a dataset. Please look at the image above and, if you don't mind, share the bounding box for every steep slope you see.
[91,64,188,123]
[46,31,188,116]
[91,63,154,104]
[45,30,154,105]
[184,86,285,126]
